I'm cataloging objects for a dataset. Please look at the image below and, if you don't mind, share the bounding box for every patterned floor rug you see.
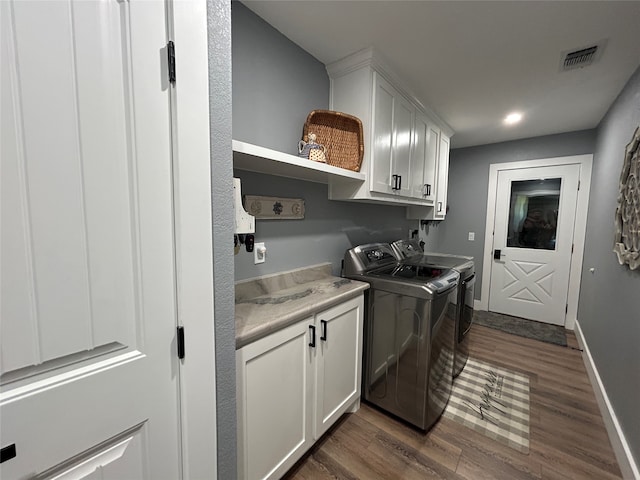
[474,310,567,347]
[443,357,530,453]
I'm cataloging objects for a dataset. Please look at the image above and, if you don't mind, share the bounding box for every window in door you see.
[506,178,561,250]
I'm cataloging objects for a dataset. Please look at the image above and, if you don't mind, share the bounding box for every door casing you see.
[479,155,593,330]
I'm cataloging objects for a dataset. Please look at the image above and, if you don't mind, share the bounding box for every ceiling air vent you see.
[560,41,606,72]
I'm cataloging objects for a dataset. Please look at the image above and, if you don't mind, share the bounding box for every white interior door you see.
[488,164,580,325]
[1,1,181,478]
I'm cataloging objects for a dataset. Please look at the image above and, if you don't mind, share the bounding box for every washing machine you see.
[343,243,459,430]
[392,239,475,377]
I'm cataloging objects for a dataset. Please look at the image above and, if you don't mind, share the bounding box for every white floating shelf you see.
[232,140,366,184]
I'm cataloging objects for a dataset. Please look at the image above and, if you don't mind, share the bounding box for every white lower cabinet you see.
[314,296,364,438]
[236,295,364,480]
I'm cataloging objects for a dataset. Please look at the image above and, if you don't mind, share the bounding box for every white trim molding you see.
[479,155,592,330]
[574,320,639,480]
[171,1,217,478]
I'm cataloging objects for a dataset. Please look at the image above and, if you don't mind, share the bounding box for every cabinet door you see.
[410,113,438,201]
[315,296,364,438]
[393,93,414,197]
[370,73,395,194]
[237,320,314,480]
[409,113,427,199]
[433,133,450,219]
[423,122,440,203]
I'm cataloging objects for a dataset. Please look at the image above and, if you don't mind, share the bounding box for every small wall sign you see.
[244,195,305,220]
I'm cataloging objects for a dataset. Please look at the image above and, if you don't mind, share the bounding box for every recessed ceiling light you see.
[504,112,523,125]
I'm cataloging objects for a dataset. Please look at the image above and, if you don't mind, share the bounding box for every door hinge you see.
[167,41,176,84]
[177,326,185,359]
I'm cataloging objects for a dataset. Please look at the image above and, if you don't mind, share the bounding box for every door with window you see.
[488,164,580,325]
[1,1,182,478]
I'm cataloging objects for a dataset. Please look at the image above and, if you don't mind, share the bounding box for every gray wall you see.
[579,66,640,466]
[207,1,235,477]
[438,129,597,299]
[232,1,329,155]
[232,2,417,281]
[234,171,416,280]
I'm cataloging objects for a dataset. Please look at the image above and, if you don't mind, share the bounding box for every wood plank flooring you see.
[283,324,622,479]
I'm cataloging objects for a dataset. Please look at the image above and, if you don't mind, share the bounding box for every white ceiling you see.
[242,1,640,148]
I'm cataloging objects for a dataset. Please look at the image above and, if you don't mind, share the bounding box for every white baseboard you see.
[574,320,639,480]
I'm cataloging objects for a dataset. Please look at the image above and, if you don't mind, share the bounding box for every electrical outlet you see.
[468,232,475,241]
[254,242,266,264]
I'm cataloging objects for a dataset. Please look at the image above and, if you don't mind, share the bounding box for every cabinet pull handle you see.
[1,444,16,464]
[320,320,327,341]
[397,175,402,190]
[308,325,316,348]
[391,174,398,190]
[438,201,443,212]
[424,184,431,197]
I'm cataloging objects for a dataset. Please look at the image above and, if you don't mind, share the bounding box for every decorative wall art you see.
[613,126,640,270]
[244,195,305,220]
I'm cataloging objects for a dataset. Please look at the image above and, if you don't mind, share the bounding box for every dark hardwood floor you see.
[283,324,623,479]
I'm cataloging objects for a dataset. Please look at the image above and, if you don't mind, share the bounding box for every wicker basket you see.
[302,110,364,172]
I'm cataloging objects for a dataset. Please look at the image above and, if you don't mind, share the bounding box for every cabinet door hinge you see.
[167,41,176,84]
[177,326,185,359]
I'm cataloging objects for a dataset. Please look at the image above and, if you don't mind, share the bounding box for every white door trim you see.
[171,1,217,477]
[479,155,592,330]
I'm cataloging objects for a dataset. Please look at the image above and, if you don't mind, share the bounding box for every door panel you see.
[424,124,440,203]
[2,0,136,372]
[489,165,580,325]
[1,1,180,478]
[370,73,394,194]
[315,297,362,438]
[32,421,146,480]
[409,114,427,199]
[392,94,413,197]
[433,134,450,219]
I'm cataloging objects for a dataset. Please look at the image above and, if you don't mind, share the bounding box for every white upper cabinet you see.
[327,48,453,210]
[370,73,413,197]
[369,73,394,194]
[434,133,451,219]
[391,85,414,198]
[410,112,439,202]
[407,129,451,220]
